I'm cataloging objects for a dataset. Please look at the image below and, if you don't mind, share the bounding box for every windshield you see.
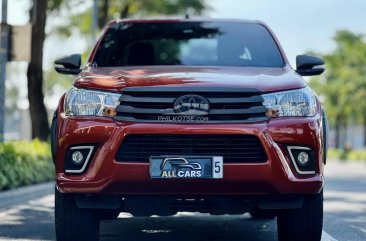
[93,21,285,68]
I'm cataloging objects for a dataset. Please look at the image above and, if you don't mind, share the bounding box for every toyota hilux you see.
[52,18,327,241]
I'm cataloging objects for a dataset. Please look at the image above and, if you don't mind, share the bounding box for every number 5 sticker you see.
[212,156,223,179]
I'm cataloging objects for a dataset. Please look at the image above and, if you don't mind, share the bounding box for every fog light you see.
[287,146,315,175]
[297,151,309,166]
[65,146,94,174]
[71,151,84,165]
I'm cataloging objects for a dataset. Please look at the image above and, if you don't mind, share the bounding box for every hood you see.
[74,66,306,93]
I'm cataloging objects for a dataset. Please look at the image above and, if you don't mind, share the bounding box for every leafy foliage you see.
[51,0,209,37]
[0,140,53,190]
[328,148,366,162]
[309,30,366,147]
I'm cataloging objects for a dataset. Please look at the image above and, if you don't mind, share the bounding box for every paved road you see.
[0,161,365,241]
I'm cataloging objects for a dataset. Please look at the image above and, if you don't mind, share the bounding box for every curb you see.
[0,181,54,210]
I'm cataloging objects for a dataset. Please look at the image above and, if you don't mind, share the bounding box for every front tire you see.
[55,188,100,241]
[277,190,323,241]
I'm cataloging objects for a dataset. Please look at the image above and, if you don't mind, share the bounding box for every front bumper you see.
[55,112,324,195]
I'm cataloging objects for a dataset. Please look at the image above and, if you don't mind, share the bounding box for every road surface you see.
[0,161,365,241]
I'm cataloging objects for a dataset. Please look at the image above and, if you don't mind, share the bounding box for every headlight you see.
[262,87,317,117]
[65,88,120,116]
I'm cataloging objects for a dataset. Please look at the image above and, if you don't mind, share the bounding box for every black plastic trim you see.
[122,86,262,93]
[115,105,267,115]
[209,96,263,103]
[116,134,267,163]
[114,116,269,123]
[76,195,122,210]
[120,95,176,103]
[75,194,306,215]
[208,106,267,115]
[258,195,304,209]
[119,95,264,104]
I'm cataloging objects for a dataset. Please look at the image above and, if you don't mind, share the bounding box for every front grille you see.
[115,134,267,163]
[114,87,269,123]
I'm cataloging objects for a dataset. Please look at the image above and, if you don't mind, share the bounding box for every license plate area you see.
[149,156,223,179]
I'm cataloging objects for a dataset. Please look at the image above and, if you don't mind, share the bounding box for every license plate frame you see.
[149,156,223,179]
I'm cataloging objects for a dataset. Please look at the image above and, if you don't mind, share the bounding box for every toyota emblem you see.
[173,94,210,116]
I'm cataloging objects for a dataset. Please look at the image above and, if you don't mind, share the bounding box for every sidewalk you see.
[0,182,54,211]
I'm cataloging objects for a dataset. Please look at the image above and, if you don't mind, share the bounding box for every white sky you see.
[1,0,366,108]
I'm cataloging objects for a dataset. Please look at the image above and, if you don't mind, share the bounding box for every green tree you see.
[55,0,209,39]
[309,30,366,148]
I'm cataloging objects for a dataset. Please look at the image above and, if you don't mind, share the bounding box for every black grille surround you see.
[114,87,269,123]
[115,134,267,163]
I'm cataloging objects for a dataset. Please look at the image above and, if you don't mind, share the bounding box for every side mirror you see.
[296,55,325,76]
[54,54,82,75]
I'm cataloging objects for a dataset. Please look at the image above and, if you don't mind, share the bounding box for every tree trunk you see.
[98,0,110,29]
[120,3,130,18]
[27,0,49,141]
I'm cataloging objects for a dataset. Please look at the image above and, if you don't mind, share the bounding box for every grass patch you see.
[0,140,54,191]
[328,148,366,162]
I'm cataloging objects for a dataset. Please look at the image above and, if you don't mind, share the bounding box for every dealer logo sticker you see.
[149,156,223,179]
[160,157,203,178]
